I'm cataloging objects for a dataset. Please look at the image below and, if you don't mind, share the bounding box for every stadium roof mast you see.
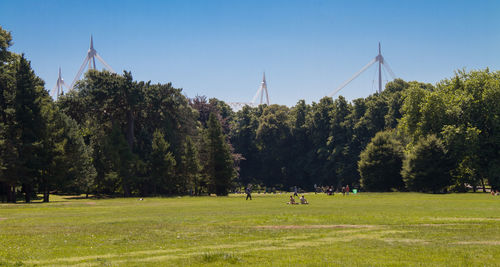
[329,42,396,97]
[70,35,115,90]
[228,72,270,111]
[252,72,270,105]
[52,67,70,100]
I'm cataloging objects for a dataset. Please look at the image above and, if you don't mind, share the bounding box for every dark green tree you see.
[327,96,353,186]
[231,105,260,185]
[0,26,17,202]
[205,113,235,195]
[402,135,452,193]
[305,97,334,186]
[150,129,177,194]
[256,105,292,187]
[179,136,202,195]
[358,130,404,191]
[14,55,47,202]
[103,124,135,196]
[45,111,96,200]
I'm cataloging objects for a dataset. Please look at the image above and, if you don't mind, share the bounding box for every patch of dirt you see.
[54,201,96,205]
[382,238,428,244]
[255,224,375,229]
[429,217,500,222]
[415,224,461,227]
[455,241,500,245]
[0,217,7,221]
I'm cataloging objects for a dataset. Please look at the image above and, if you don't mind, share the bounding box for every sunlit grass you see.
[0,193,499,266]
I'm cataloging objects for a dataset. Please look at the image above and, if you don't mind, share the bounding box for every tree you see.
[231,105,260,185]
[205,113,235,196]
[14,55,47,202]
[45,111,96,201]
[402,135,452,193]
[0,26,17,202]
[103,124,135,196]
[441,125,481,192]
[289,100,311,188]
[327,96,353,186]
[358,131,404,191]
[256,105,292,187]
[305,97,334,186]
[179,136,201,195]
[150,129,177,194]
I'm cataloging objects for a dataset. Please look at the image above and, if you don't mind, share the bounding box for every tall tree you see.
[14,55,47,202]
[179,136,202,195]
[205,113,235,196]
[402,135,452,193]
[305,97,334,186]
[327,96,353,186]
[0,26,17,202]
[358,130,404,191]
[150,129,177,194]
[231,105,259,185]
[256,105,292,187]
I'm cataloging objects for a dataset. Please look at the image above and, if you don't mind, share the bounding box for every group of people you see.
[245,183,356,203]
[288,194,308,205]
[491,189,499,196]
[315,184,353,196]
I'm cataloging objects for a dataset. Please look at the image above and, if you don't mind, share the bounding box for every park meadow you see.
[1,192,499,266]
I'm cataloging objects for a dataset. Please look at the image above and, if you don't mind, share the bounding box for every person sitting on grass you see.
[288,195,298,205]
[300,195,309,204]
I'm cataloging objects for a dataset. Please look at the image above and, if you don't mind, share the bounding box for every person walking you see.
[346,185,350,196]
[293,186,299,197]
[245,186,252,200]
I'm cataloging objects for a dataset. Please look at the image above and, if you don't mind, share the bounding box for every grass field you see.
[1,193,499,266]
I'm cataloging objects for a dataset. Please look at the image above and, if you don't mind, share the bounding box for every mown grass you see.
[0,193,499,266]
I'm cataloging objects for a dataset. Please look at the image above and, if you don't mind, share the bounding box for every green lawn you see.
[1,193,499,266]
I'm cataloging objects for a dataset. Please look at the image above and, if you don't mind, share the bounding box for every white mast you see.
[329,43,396,97]
[70,35,115,90]
[251,72,270,105]
[52,67,70,100]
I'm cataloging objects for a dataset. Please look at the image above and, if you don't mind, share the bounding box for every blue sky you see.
[1,0,499,106]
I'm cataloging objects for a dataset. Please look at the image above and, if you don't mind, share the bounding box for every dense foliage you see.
[358,130,404,191]
[1,26,499,202]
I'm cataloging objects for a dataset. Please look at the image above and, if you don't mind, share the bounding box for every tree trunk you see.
[43,181,49,202]
[7,185,16,203]
[481,178,486,192]
[126,111,134,150]
[43,190,49,202]
[23,183,32,203]
[123,183,131,197]
[0,182,5,203]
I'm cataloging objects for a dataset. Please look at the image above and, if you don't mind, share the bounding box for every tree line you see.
[232,71,500,193]
[1,26,499,202]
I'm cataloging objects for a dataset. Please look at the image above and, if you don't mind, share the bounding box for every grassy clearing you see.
[0,193,499,266]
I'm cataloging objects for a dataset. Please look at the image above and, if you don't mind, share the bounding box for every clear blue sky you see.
[1,0,499,106]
